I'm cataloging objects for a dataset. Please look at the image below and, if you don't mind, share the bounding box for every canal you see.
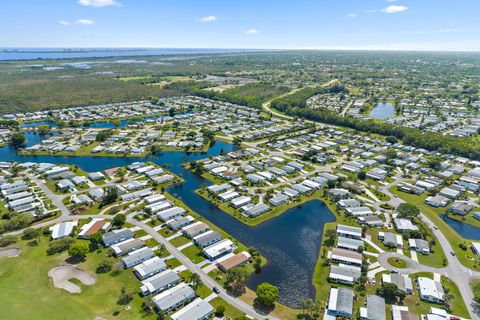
[0,134,336,307]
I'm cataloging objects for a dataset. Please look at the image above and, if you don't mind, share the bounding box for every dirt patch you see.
[48,265,96,293]
[0,248,20,258]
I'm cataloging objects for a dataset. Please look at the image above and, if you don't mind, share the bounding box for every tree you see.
[68,242,89,260]
[10,132,26,147]
[89,232,103,249]
[22,227,40,240]
[95,130,111,142]
[97,260,113,273]
[233,137,242,146]
[102,187,118,206]
[190,273,202,291]
[215,305,226,317]
[226,266,248,295]
[37,124,50,133]
[169,108,175,117]
[444,292,454,310]
[376,283,405,304]
[324,229,337,247]
[397,203,420,218]
[142,297,155,314]
[0,235,17,247]
[118,287,134,305]
[47,237,75,255]
[255,282,279,307]
[112,213,126,227]
[357,171,367,180]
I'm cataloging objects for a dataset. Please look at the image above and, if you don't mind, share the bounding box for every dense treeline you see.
[195,83,289,109]
[272,87,480,159]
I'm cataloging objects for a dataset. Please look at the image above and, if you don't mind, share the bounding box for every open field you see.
[0,238,155,320]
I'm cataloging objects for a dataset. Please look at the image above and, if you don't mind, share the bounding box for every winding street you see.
[378,176,480,319]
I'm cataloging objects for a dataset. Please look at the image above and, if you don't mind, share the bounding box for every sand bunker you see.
[0,248,20,258]
[48,265,96,293]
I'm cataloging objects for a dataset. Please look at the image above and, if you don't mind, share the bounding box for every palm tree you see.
[190,273,201,291]
[299,298,309,316]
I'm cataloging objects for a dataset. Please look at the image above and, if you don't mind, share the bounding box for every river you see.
[0,134,335,307]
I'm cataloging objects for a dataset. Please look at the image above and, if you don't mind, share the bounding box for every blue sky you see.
[1,0,480,51]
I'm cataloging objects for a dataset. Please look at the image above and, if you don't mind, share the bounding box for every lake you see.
[441,214,480,240]
[0,48,254,61]
[0,138,335,307]
[370,102,396,120]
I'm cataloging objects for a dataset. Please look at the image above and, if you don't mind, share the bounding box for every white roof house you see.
[49,221,78,240]
[203,239,235,260]
[417,277,444,303]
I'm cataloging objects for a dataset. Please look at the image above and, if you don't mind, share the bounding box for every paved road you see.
[29,175,71,216]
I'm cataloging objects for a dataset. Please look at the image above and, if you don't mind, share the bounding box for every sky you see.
[1,0,480,51]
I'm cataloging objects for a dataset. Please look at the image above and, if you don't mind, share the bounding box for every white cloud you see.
[382,5,408,14]
[78,0,120,7]
[364,9,377,14]
[244,28,259,35]
[58,20,70,26]
[348,13,358,18]
[386,0,398,2]
[75,19,95,25]
[199,16,218,23]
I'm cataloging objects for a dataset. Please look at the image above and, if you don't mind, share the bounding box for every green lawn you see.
[169,235,191,248]
[0,238,155,320]
[387,257,408,268]
[181,245,206,264]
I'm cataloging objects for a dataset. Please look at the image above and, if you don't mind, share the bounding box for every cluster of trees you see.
[0,119,19,128]
[47,237,75,255]
[10,132,26,146]
[195,83,289,109]
[0,212,35,235]
[95,129,114,142]
[271,86,480,159]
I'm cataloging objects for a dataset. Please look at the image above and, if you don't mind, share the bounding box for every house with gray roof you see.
[121,247,155,268]
[102,228,133,247]
[134,256,167,280]
[140,269,180,296]
[360,295,386,320]
[329,265,361,285]
[153,283,195,312]
[325,287,354,318]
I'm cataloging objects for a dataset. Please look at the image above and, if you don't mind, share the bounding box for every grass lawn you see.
[390,186,479,271]
[169,235,191,248]
[387,257,408,268]
[181,245,206,264]
[442,276,469,318]
[210,297,245,318]
[0,237,155,320]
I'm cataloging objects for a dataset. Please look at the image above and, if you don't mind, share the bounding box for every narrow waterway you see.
[0,134,335,306]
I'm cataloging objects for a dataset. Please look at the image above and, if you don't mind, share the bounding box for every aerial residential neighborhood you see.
[1,1,480,320]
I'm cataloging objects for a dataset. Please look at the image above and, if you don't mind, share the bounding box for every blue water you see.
[0,48,253,61]
[21,115,178,129]
[0,136,335,307]
[370,103,395,120]
[441,214,480,240]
